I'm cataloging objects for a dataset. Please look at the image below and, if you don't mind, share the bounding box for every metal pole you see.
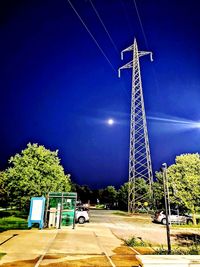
[44,193,50,228]
[73,194,77,229]
[165,171,171,225]
[59,193,63,229]
[162,163,171,254]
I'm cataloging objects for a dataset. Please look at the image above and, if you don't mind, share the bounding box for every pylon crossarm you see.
[118,60,133,77]
[121,44,134,59]
[138,51,153,61]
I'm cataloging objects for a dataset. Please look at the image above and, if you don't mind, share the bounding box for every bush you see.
[153,245,200,255]
[95,204,105,209]
[0,216,28,232]
[124,236,148,247]
[0,253,6,259]
[0,210,28,219]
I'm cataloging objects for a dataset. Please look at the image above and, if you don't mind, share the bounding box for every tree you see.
[132,178,152,210]
[0,171,8,208]
[4,143,71,210]
[100,186,117,205]
[167,153,200,224]
[117,179,152,211]
[153,171,165,209]
[118,182,129,210]
[73,184,93,203]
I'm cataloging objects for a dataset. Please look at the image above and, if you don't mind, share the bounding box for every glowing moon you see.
[107,119,114,125]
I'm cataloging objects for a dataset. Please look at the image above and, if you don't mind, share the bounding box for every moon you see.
[107,119,114,125]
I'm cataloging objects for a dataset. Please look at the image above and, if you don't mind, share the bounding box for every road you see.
[89,209,168,245]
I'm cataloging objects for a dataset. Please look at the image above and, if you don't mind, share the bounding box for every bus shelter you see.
[44,192,77,229]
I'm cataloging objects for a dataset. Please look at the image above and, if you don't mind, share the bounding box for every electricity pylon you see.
[118,38,153,213]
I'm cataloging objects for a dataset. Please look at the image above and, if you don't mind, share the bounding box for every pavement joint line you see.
[93,231,116,267]
[129,246,141,255]
[45,253,105,255]
[34,230,59,267]
[0,234,18,246]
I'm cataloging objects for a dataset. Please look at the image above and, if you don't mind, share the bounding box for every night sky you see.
[1,0,200,189]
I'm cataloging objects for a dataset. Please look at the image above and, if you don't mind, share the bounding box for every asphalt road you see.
[89,209,200,247]
[89,209,168,245]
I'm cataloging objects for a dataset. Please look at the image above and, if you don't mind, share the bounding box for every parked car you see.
[75,206,89,224]
[153,210,193,225]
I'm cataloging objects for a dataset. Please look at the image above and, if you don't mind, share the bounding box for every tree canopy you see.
[3,143,71,210]
[167,153,200,223]
[118,182,128,210]
[100,185,117,205]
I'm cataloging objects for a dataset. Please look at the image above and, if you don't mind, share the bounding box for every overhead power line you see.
[133,0,161,94]
[133,0,149,50]
[89,0,119,54]
[67,0,116,73]
[67,0,129,99]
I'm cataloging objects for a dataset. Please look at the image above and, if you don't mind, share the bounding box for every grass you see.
[95,204,105,209]
[172,224,200,229]
[0,209,28,219]
[124,235,200,255]
[124,236,149,247]
[112,211,128,216]
[152,244,200,255]
[0,216,28,232]
[0,252,6,259]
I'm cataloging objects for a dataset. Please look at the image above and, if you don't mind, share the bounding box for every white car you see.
[75,206,89,224]
[153,210,192,225]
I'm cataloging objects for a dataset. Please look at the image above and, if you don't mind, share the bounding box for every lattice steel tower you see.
[118,38,153,213]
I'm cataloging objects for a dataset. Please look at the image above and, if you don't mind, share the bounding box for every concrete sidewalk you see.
[0,229,57,266]
[0,223,139,266]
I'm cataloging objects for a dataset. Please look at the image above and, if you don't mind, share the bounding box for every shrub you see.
[124,236,148,247]
[0,216,28,232]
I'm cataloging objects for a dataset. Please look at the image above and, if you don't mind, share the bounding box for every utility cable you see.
[67,0,130,99]
[133,0,149,50]
[67,0,116,73]
[89,0,119,54]
[133,0,160,95]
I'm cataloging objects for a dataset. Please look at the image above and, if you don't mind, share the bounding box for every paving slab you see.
[0,224,124,266]
[0,229,57,265]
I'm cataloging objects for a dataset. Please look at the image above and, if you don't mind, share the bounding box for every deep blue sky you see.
[1,0,200,189]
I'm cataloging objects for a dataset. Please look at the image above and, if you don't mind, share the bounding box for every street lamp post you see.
[161,163,171,254]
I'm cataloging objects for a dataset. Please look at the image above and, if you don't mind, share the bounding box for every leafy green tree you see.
[118,179,151,211]
[167,153,200,224]
[118,182,128,210]
[73,184,93,203]
[4,143,71,210]
[134,178,152,210]
[101,186,117,205]
[153,171,165,209]
[0,171,8,208]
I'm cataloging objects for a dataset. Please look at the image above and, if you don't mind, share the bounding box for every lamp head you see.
[160,163,167,172]
[162,163,167,168]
